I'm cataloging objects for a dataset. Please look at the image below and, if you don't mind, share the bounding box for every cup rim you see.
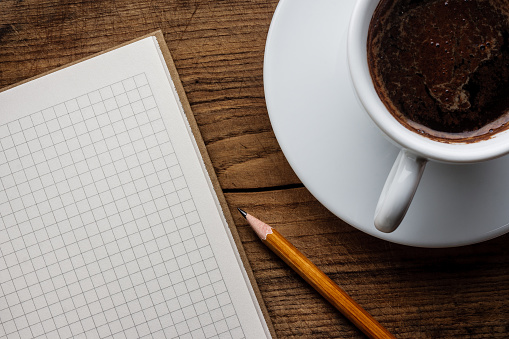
[347,0,509,163]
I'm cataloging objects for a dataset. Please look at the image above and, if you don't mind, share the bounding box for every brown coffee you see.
[367,0,509,142]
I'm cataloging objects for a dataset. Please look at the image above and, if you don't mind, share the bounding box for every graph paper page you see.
[0,37,270,339]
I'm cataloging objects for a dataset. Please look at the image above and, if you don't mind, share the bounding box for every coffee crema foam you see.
[367,0,509,142]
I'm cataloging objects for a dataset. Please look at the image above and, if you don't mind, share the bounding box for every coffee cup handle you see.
[374,149,427,232]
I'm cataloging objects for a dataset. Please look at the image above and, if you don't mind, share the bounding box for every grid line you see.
[0,74,245,339]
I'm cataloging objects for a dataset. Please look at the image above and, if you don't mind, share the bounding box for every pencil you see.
[238,208,396,339]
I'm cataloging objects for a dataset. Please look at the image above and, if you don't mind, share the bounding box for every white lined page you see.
[0,37,270,339]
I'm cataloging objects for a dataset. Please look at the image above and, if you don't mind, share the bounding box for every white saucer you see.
[263,0,509,247]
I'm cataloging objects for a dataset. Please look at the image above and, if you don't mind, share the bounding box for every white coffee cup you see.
[347,0,509,233]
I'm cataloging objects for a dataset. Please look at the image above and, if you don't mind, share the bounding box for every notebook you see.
[0,31,273,339]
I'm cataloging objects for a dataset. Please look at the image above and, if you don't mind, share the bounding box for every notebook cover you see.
[0,30,276,338]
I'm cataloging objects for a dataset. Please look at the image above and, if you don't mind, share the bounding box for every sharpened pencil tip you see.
[237,208,247,219]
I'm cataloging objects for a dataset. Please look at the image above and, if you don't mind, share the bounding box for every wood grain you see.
[0,0,293,190]
[2,1,509,338]
[244,211,396,339]
[228,188,509,338]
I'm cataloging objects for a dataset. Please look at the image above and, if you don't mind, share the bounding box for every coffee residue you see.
[368,0,509,141]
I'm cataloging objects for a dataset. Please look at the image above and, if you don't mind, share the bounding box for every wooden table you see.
[2,1,509,337]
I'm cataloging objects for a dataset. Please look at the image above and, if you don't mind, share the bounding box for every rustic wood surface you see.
[1,1,509,338]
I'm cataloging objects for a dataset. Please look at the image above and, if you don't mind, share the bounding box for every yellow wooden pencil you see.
[238,208,395,339]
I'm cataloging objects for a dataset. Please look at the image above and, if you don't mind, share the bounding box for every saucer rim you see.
[262,0,509,248]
